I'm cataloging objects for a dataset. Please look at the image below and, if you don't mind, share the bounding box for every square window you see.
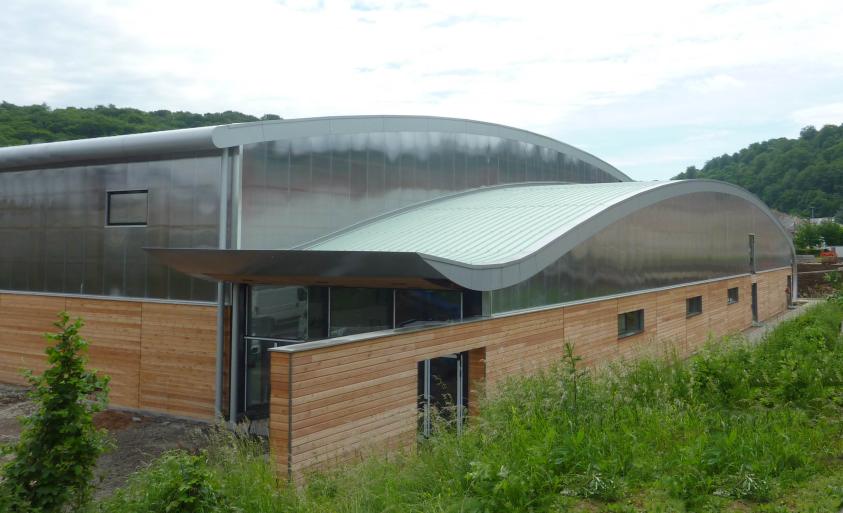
[618,309,644,338]
[727,287,739,305]
[107,190,148,226]
[686,295,703,317]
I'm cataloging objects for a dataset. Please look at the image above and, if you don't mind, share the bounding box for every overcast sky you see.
[2,0,842,180]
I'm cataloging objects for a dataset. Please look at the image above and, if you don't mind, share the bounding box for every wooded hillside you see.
[674,124,843,217]
[0,102,281,147]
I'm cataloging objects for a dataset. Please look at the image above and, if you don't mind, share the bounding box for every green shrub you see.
[1,312,110,513]
[98,451,232,513]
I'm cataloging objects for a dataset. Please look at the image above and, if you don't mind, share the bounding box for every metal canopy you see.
[144,248,458,289]
[146,179,792,292]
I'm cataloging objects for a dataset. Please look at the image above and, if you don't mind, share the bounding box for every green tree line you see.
[794,220,843,249]
[0,102,281,147]
[673,124,843,217]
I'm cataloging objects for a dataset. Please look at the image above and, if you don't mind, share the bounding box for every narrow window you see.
[686,295,703,317]
[727,287,739,305]
[618,309,644,338]
[107,190,148,226]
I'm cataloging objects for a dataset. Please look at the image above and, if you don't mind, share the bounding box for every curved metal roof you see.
[0,115,629,181]
[147,179,792,291]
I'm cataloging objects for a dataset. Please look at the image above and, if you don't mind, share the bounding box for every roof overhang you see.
[144,248,458,289]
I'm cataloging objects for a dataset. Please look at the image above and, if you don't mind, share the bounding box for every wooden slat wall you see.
[0,293,218,420]
[755,269,790,322]
[0,294,66,384]
[272,269,793,478]
[138,303,218,419]
[66,298,142,408]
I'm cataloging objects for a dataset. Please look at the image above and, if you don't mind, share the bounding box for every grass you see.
[91,299,843,513]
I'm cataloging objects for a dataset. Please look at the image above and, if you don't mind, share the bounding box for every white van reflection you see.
[249,286,307,340]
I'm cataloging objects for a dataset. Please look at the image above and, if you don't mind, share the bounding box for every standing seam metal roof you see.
[302,180,792,290]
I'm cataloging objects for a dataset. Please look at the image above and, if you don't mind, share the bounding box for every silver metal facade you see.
[239,132,623,249]
[0,154,223,301]
[490,191,793,313]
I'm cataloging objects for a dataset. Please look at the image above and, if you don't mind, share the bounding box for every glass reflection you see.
[329,288,393,337]
[395,289,461,327]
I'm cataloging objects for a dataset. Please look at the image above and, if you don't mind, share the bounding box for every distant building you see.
[0,116,795,478]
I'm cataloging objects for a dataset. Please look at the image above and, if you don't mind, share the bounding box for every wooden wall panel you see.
[271,273,783,478]
[139,302,218,419]
[706,281,729,340]
[0,293,67,384]
[684,284,711,354]
[656,287,686,350]
[616,292,659,361]
[467,347,485,416]
[725,277,752,334]
[563,300,617,366]
[66,298,142,409]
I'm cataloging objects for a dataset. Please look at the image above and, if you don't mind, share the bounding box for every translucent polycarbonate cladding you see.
[0,155,222,301]
[490,192,793,313]
[239,132,622,249]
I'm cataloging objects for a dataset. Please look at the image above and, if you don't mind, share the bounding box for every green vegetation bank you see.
[0,102,280,147]
[673,124,843,218]
[87,298,843,513]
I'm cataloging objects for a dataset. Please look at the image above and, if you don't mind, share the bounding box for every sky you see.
[1,0,842,180]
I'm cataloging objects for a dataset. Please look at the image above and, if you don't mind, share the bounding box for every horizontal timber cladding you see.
[269,268,793,479]
[0,293,220,420]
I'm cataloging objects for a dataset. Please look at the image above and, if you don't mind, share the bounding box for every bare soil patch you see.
[0,383,210,499]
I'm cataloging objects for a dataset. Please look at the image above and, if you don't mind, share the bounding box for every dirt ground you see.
[0,383,209,499]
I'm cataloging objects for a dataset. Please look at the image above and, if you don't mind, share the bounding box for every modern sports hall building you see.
[0,116,794,477]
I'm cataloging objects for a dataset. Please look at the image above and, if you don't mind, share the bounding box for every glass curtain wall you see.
[243,285,467,417]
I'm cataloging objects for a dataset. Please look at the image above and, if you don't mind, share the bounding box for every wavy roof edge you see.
[0,115,630,181]
[146,179,794,292]
[300,179,793,290]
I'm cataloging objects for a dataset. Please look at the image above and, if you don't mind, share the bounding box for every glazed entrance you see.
[417,352,469,437]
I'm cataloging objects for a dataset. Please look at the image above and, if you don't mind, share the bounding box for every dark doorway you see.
[418,352,468,437]
[751,283,758,323]
[786,275,792,307]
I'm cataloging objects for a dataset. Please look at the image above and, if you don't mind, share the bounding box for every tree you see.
[793,223,821,249]
[0,313,111,512]
[671,122,843,217]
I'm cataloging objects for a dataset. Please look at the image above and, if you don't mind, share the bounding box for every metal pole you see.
[214,149,230,419]
[229,283,241,428]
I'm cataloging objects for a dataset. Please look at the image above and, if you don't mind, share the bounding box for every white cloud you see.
[791,102,843,129]
[1,0,842,180]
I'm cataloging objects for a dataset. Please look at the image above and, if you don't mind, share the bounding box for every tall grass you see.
[93,301,843,512]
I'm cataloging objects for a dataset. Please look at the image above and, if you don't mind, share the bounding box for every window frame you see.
[727,287,739,305]
[106,189,149,226]
[617,309,645,339]
[686,295,703,317]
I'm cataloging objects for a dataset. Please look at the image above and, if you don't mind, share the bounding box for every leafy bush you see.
[1,312,110,512]
[99,451,233,513]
